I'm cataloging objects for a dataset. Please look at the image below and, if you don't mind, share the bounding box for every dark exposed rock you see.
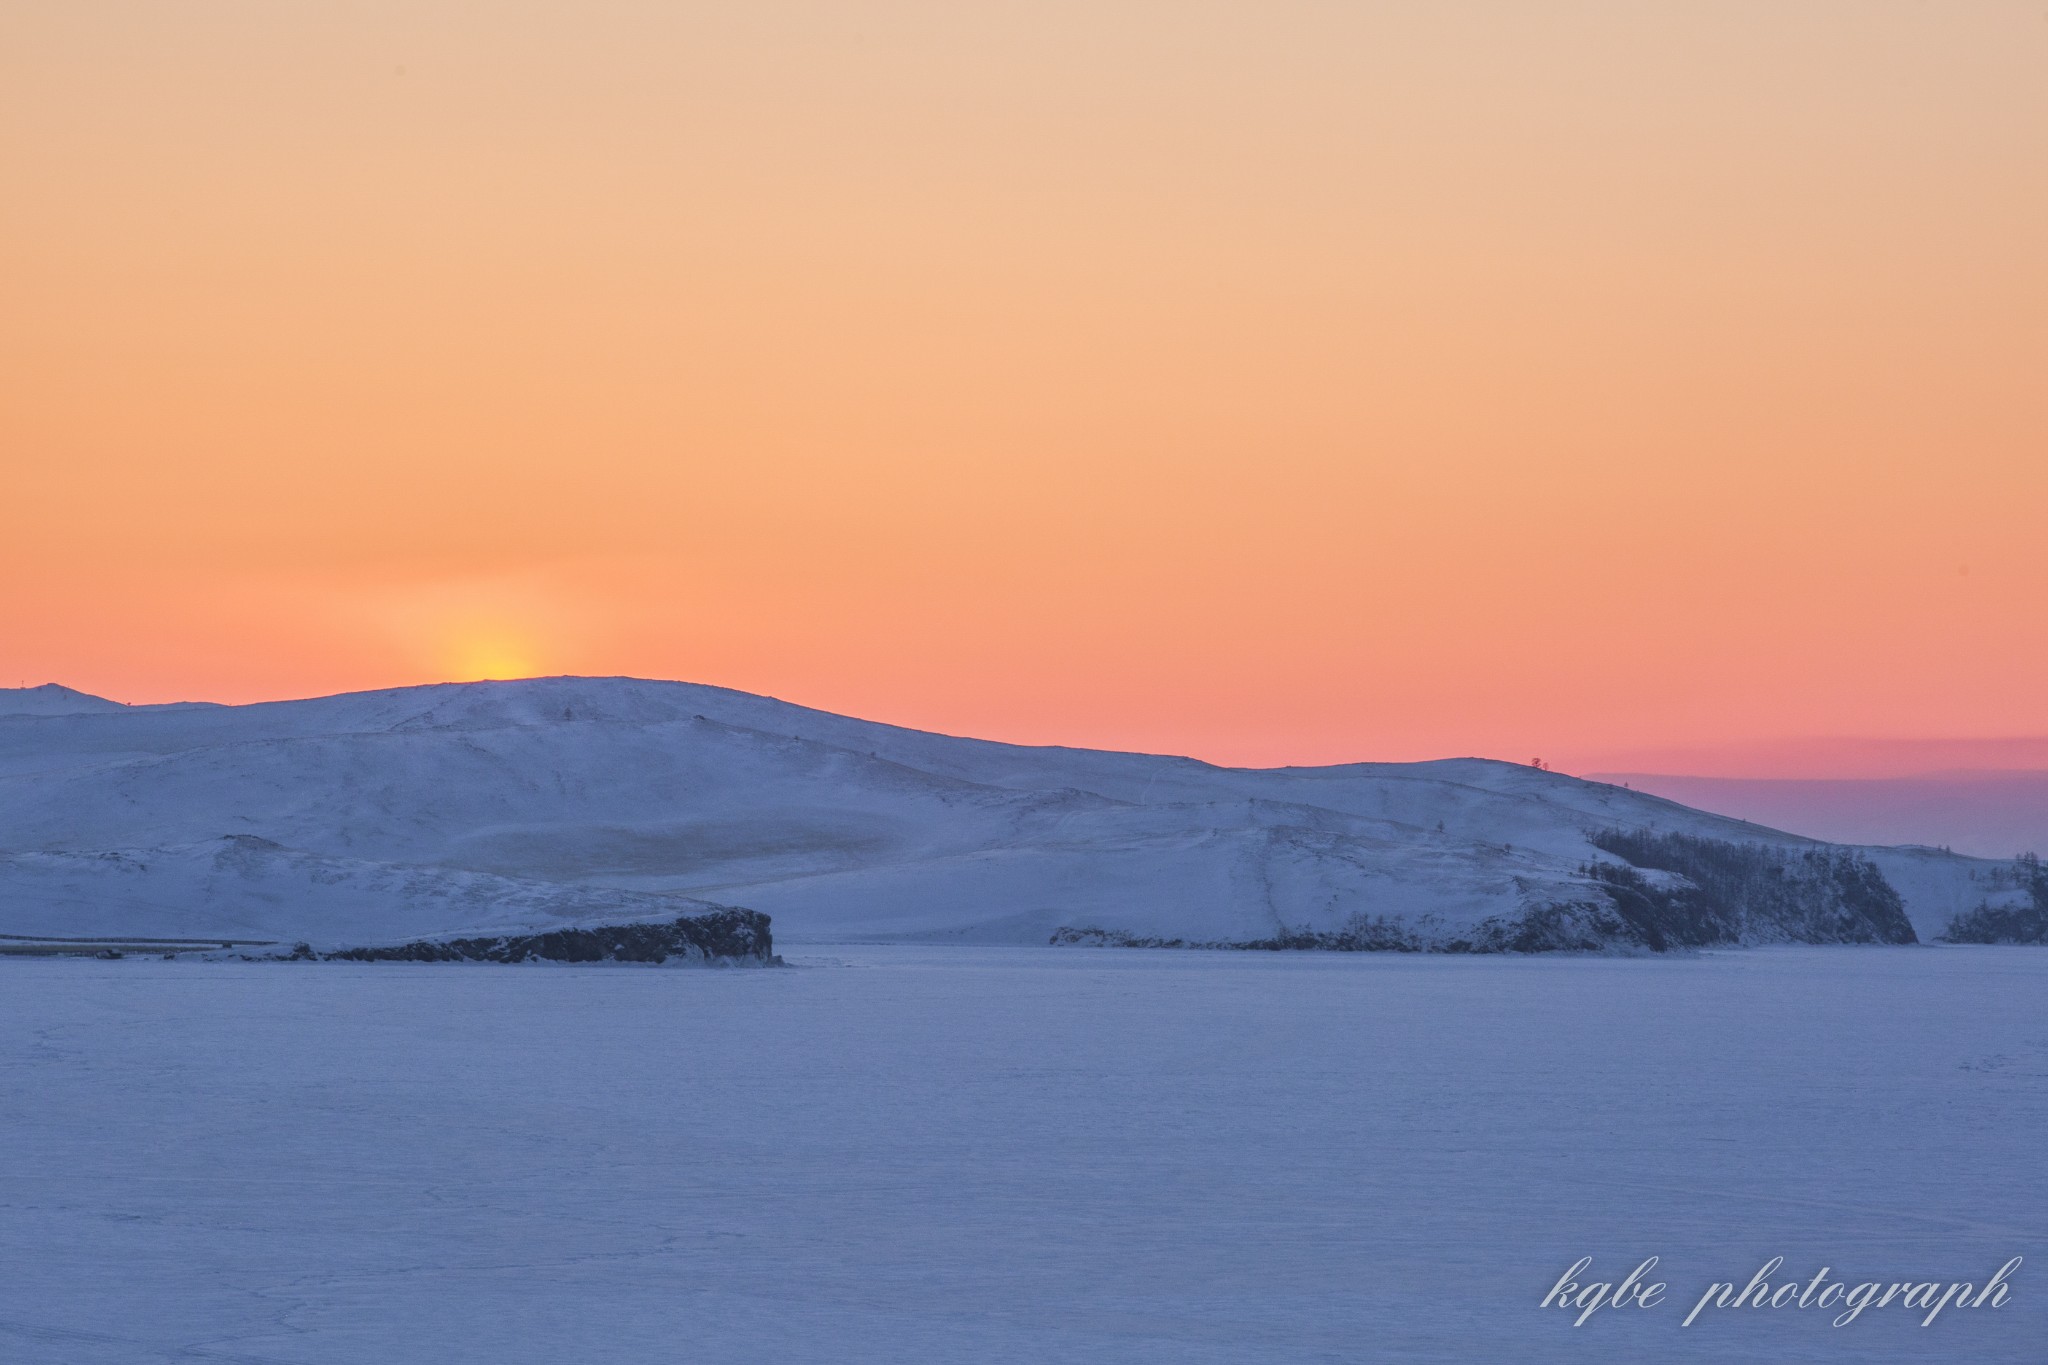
[322,907,777,965]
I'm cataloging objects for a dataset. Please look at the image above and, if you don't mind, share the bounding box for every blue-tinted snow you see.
[1,945,2041,1362]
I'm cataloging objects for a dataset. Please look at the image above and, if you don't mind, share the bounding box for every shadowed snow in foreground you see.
[0,946,2041,1363]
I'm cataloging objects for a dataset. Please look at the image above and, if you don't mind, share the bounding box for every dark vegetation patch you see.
[1053,831,1916,954]
[1053,905,1652,955]
[1052,912,1429,953]
[1583,829,1915,947]
[1942,854,2048,945]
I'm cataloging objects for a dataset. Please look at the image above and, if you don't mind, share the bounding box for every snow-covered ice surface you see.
[2,946,2042,1363]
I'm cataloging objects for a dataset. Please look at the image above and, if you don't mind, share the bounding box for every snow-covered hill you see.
[0,677,2026,949]
[0,683,132,717]
[0,835,747,946]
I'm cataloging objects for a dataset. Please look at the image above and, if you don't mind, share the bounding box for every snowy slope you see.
[0,676,2025,947]
[0,834,741,947]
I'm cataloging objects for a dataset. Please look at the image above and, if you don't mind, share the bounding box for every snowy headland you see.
[0,677,2037,955]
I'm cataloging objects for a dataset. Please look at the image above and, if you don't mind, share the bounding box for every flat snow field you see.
[2,947,2043,1363]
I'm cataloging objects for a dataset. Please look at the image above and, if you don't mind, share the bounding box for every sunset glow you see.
[444,634,540,686]
[4,2,2043,769]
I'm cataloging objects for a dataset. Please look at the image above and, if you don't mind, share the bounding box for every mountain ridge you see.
[0,676,2028,950]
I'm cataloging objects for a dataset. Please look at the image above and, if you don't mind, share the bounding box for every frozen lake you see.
[2,946,2042,1362]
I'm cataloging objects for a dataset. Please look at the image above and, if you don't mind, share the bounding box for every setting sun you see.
[442,628,539,683]
[3,1,2042,768]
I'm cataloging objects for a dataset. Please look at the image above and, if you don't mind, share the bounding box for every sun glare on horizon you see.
[4,1,2041,763]
[442,628,541,683]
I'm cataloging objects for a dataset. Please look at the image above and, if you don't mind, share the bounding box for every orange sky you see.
[4,2,2044,770]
